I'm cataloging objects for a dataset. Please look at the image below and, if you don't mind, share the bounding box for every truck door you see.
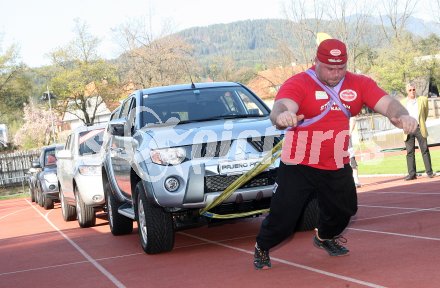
[110,97,136,199]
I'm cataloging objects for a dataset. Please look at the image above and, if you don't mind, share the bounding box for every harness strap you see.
[305,69,351,118]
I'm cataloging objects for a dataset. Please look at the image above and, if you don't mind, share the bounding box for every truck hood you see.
[140,117,283,148]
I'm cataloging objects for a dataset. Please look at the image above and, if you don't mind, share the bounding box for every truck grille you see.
[247,135,283,152]
[192,140,232,159]
[204,169,277,193]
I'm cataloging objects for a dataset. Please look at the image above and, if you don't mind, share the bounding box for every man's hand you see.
[390,115,418,134]
[274,111,305,130]
[373,96,418,134]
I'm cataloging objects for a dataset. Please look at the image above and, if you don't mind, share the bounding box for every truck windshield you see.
[141,86,269,127]
[79,129,104,155]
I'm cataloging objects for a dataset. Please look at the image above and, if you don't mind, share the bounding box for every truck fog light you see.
[164,177,179,192]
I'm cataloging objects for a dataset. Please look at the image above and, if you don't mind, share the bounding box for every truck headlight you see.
[78,165,102,176]
[150,147,186,165]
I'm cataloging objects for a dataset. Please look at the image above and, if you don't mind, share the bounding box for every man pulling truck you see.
[253,38,418,270]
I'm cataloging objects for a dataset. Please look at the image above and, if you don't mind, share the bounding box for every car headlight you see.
[150,147,186,165]
[43,173,58,182]
[78,165,102,176]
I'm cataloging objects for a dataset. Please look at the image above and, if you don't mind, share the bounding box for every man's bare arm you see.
[270,98,304,130]
[373,95,418,134]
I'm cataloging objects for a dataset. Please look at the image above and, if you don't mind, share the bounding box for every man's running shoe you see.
[313,235,349,256]
[253,244,271,270]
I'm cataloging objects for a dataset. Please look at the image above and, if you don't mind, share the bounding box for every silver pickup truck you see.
[101,82,318,254]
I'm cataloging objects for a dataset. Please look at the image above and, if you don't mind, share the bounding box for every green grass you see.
[0,193,29,201]
[0,185,30,201]
[358,148,440,175]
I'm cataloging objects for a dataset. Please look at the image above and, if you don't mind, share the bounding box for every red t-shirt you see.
[276,67,387,170]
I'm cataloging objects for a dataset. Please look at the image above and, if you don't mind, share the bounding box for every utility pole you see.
[46,84,57,143]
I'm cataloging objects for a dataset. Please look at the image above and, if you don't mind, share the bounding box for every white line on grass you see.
[25,199,126,288]
[178,231,387,288]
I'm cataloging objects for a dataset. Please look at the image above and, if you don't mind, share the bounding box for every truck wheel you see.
[106,184,133,235]
[136,181,174,254]
[75,187,96,228]
[296,196,319,232]
[60,187,76,221]
[43,194,54,210]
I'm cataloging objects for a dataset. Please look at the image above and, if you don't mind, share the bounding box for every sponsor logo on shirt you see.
[340,89,357,102]
[320,102,351,111]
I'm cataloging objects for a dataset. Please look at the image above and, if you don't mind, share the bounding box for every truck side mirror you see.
[109,119,127,137]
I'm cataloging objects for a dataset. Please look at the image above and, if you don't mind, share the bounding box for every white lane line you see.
[175,234,257,249]
[0,260,89,276]
[25,199,126,288]
[361,191,440,195]
[348,227,440,241]
[353,206,440,222]
[178,232,386,288]
[359,205,440,210]
[0,207,31,221]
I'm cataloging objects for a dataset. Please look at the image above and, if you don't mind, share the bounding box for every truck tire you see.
[296,196,319,232]
[106,184,133,235]
[136,181,174,254]
[60,187,76,221]
[43,194,54,210]
[75,187,96,228]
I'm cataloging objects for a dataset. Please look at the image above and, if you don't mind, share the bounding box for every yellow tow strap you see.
[199,139,284,219]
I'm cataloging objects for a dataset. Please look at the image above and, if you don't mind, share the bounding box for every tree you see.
[14,102,57,149]
[324,0,374,72]
[416,34,440,95]
[370,35,425,94]
[0,40,33,137]
[433,0,440,23]
[49,19,120,125]
[0,42,21,93]
[114,18,199,89]
[378,0,418,42]
[281,0,325,67]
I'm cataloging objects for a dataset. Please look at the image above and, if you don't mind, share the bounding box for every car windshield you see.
[141,86,269,126]
[78,129,104,155]
[44,149,57,166]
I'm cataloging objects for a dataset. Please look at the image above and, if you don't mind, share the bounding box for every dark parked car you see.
[32,144,63,209]
[27,166,38,202]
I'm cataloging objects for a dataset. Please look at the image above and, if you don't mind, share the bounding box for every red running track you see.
[1,175,440,288]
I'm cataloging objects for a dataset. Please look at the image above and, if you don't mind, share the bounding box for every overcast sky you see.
[0,0,436,68]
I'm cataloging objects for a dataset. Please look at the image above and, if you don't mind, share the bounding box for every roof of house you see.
[247,65,307,99]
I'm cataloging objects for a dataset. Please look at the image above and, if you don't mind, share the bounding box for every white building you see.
[61,96,112,131]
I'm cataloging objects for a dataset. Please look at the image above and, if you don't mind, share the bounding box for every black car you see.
[32,144,64,209]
